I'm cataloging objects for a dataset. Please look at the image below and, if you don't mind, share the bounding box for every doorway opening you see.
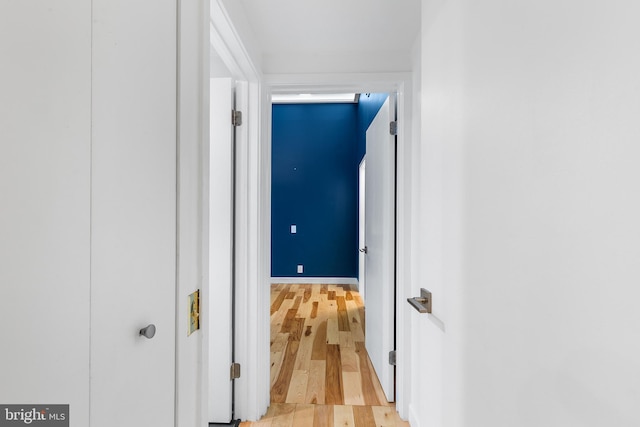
[250,91,400,425]
[194,2,417,425]
[202,14,414,420]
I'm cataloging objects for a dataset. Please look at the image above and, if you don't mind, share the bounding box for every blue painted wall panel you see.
[271,103,359,277]
[271,96,387,278]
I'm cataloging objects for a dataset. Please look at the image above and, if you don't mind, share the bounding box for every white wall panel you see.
[415,0,640,426]
[0,2,91,424]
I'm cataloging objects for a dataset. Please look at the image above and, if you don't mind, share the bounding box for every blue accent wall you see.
[271,95,388,278]
[272,103,359,277]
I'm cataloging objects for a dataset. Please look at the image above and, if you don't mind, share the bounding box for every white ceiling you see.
[233,0,421,73]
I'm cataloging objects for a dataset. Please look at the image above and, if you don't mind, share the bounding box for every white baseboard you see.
[270,277,359,286]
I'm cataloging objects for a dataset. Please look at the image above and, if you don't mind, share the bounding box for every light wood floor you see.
[239,284,409,427]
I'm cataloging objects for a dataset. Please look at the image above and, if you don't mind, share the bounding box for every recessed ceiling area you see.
[226,0,421,74]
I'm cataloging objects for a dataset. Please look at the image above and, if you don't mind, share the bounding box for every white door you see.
[208,77,235,422]
[358,159,367,300]
[364,95,396,402]
[90,0,177,425]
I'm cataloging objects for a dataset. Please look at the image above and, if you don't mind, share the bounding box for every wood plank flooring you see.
[239,403,408,427]
[239,284,409,427]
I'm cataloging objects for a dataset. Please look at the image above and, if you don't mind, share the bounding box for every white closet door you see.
[90,0,177,425]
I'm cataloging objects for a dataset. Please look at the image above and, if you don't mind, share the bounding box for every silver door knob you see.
[359,246,368,253]
[139,324,156,339]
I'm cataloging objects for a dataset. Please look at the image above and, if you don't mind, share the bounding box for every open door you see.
[364,94,396,402]
[208,77,236,422]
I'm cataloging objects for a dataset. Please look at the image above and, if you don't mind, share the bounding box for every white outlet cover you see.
[291,225,297,234]
[297,265,303,274]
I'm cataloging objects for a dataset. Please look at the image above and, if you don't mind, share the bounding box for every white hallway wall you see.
[412,0,640,426]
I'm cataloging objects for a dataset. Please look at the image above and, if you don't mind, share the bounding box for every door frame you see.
[261,73,414,420]
[206,1,266,423]
[176,1,265,425]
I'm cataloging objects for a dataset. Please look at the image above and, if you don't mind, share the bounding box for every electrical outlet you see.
[297,265,303,274]
[291,224,297,234]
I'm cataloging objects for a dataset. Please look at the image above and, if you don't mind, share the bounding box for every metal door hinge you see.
[389,350,397,366]
[230,362,241,380]
[232,110,243,127]
[389,121,398,136]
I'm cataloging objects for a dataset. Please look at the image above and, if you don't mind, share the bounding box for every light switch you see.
[297,265,303,274]
[291,225,297,234]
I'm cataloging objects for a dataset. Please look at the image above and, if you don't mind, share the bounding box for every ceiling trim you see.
[271,93,358,104]
[265,72,411,95]
[210,0,260,82]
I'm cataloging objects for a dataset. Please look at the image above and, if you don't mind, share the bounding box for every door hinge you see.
[230,362,241,380]
[389,350,397,366]
[389,121,398,136]
[232,110,243,127]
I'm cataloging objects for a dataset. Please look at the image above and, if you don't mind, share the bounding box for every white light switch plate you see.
[291,224,297,234]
